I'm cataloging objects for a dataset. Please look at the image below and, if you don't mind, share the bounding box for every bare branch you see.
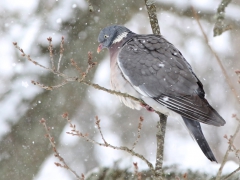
[154,113,167,179]
[63,114,155,174]
[81,80,145,105]
[71,59,82,74]
[95,116,108,145]
[39,118,82,179]
[57,36,64,72]
[80,52,97,81]
[223,166,240,180]
[13,42,52,71]
[70,52,97,82]
[13,39,158,116]
[191,7,240,179]
[13,41,67,78]
[132,116,144,150]
[144,0,161,35]
[31,80,69,91]
[133,162,142,180]
[14,34,169,179]
[47,37,56,71]
[215,115,240,180]
[191,6,239,103]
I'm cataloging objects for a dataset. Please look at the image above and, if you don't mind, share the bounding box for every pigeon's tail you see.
[182,117,217,162]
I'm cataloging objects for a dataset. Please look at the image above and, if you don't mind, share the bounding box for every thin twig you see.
[191,6,239,103]
[81,80,145,105]
[80,52,97,81]
[14,37,163,176]
[70,52,97,82]
[215,115,240,180]
[13,42,67,78]
[192,7,240,179]
[71,59,82,74]
[47,37,56,71]
[57,36,64,72]
[31,77,78,91]
[132,116,144,150]
[224,134,240,162]
[13,42,52,71]
[95,116,108,145]
[39,118,82,179]
[133,162,142,180]
[223,166,240,180]
[30,73,149,111]
[63,114,155,174]
[13,40,152,113]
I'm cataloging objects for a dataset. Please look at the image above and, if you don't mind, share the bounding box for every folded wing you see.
[118,34,225,126]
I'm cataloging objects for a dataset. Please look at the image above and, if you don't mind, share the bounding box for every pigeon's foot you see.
[141,103,155,112]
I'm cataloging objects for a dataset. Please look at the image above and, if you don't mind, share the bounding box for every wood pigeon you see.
[97,25,226,162]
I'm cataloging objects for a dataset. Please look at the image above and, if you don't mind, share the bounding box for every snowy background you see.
[0,0,240,179]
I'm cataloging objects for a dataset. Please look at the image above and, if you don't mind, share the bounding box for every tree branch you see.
[64,114,155,174]
[191,6,239,103]
[144,1,167,179]
[215,115,240,180]
[213,0,232,37]
[40,118,83,180]
[154,113,167,179]
[223,166,240,180]
[144,0,161,35]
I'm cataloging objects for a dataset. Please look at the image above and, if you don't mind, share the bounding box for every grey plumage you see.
[182,117,217,162]
[97,25,226,162]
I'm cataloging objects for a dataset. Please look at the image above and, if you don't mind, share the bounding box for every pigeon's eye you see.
[104,35,109,39]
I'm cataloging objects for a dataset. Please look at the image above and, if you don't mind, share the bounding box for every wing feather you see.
[117,34,225,126]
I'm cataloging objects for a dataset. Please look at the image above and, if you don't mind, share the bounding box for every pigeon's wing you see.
[118,34,225,126]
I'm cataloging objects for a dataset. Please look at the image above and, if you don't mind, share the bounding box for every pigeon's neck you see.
[112,32,129,44]
[108,32,134,68]
[109,32,133,59]
[109,41,123,67]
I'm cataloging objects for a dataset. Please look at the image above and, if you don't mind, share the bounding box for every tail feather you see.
[182,117,217,162]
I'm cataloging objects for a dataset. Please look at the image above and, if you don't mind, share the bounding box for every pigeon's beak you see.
[97,44,103,53]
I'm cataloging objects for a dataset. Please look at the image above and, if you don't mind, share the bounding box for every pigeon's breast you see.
[108,40,142,110]
[110,61,142,110]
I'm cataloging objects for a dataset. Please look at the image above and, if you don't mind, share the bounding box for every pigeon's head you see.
[97,25,131,53]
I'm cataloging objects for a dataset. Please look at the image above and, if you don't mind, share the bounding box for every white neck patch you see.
[113,32,128,44]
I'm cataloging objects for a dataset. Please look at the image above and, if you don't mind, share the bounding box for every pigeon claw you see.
[141,103,155,112]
